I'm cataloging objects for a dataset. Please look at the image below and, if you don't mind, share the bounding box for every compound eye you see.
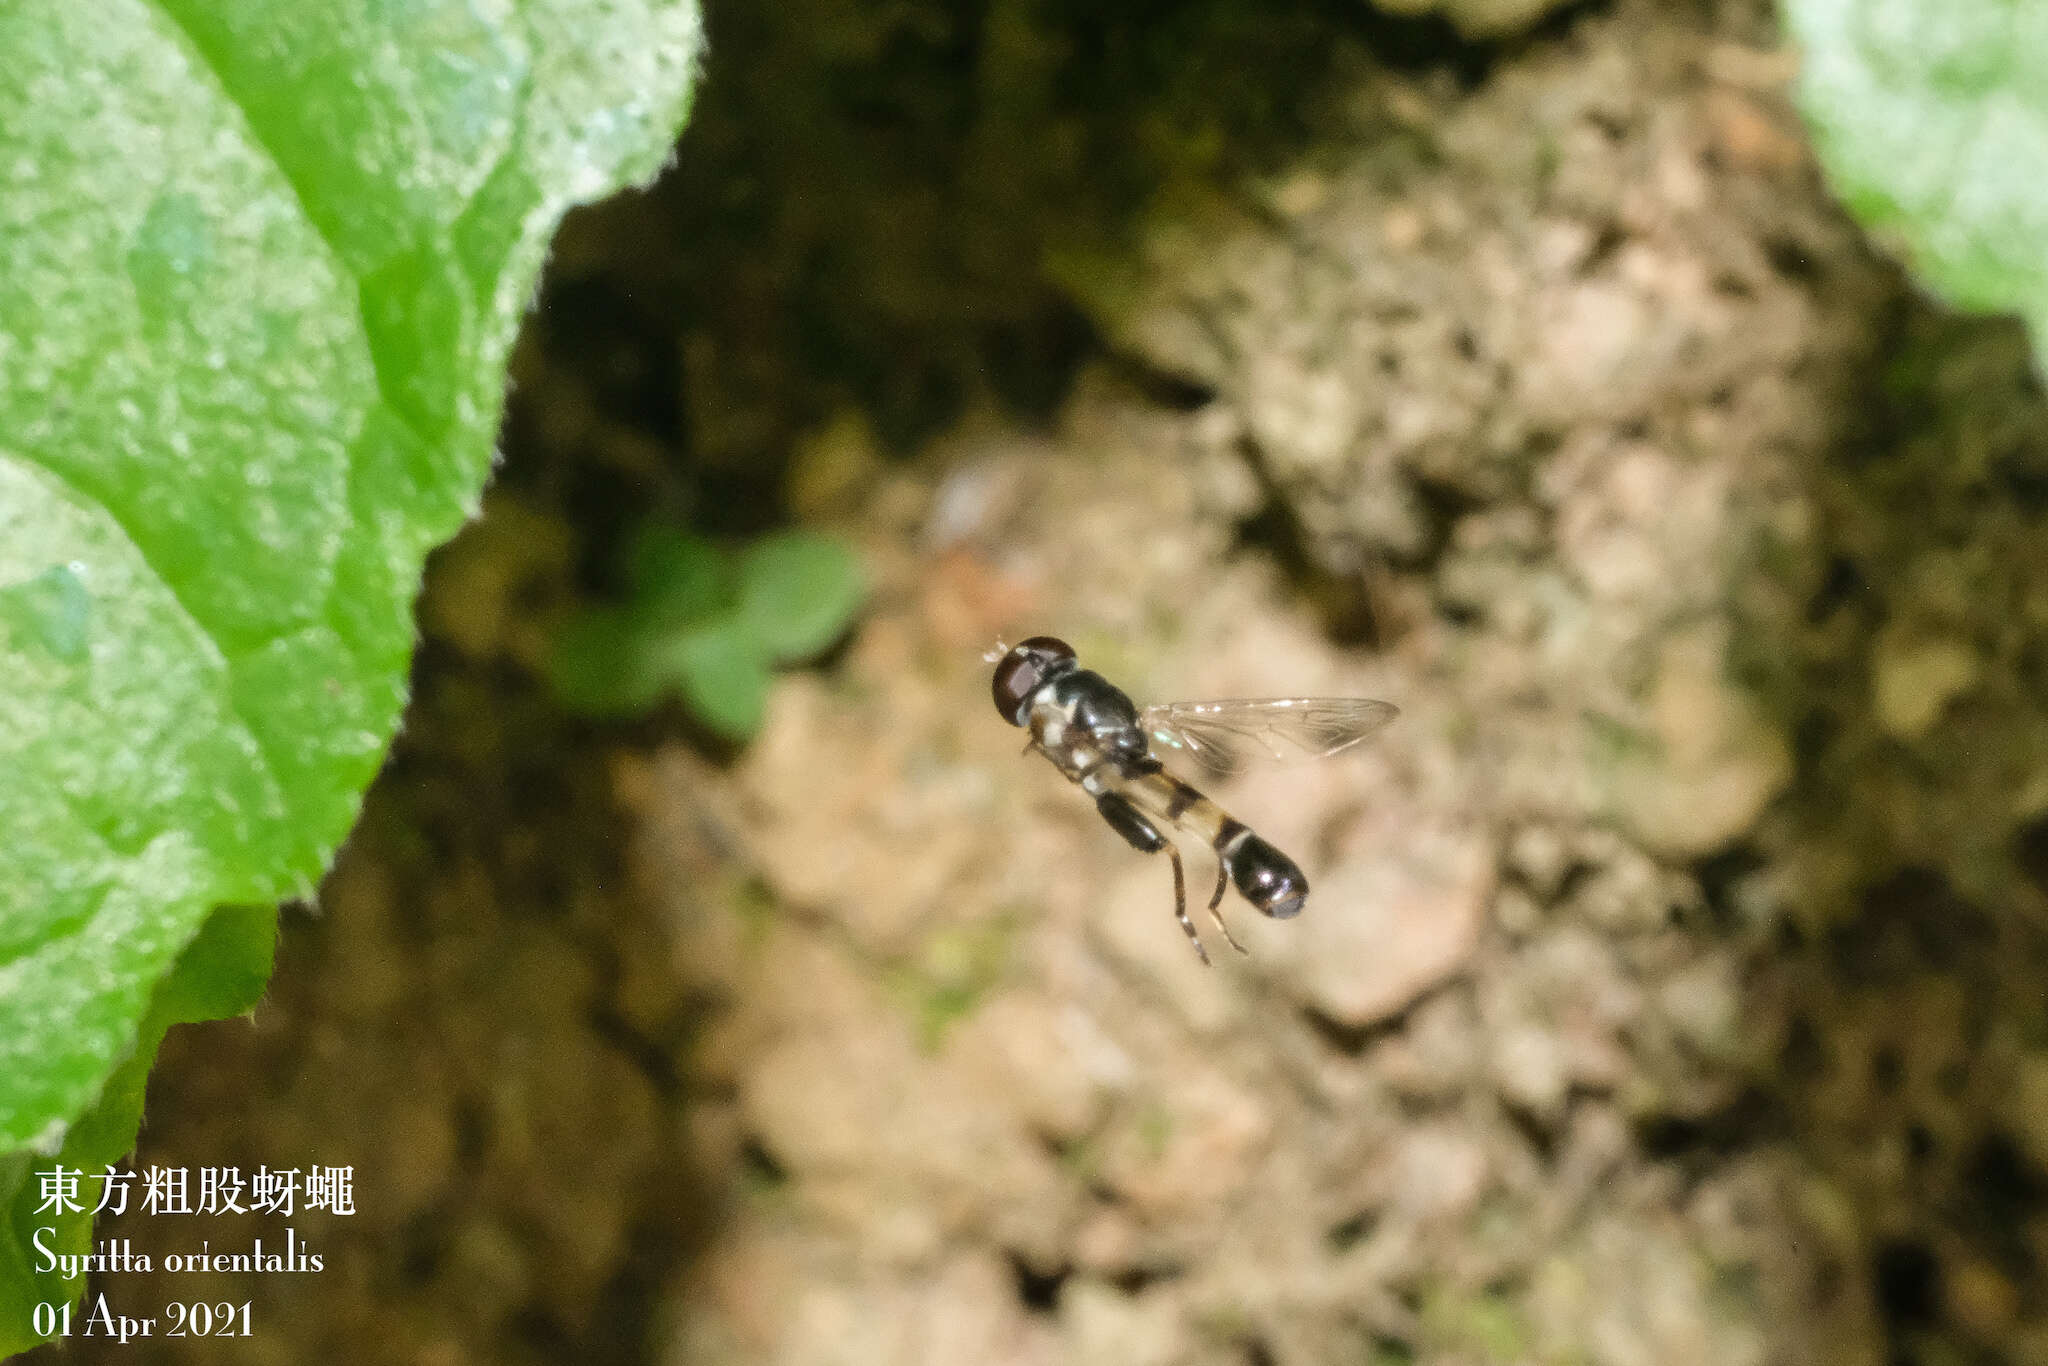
[990,636,1075,726]
[991,649,1043,726]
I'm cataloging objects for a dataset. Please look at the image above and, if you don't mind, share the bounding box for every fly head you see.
[991,636,1078,726]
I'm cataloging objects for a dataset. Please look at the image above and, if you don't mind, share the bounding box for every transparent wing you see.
[1139,697,1399,775]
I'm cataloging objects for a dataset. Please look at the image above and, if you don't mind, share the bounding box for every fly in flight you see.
[990,636,1397,963]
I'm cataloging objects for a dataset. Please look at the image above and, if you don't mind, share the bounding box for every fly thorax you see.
[1028,696,1072,753]
[1078,765,1116,798]
[1027,695,1086,778]
[1053,671,1148,757]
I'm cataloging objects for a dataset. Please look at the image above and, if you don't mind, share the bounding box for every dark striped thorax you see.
[1030,668,1158,792]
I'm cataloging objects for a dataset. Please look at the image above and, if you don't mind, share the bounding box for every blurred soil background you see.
[35,0,2048,1363]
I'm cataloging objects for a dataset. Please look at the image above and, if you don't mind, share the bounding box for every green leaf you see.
[548,606,671,717]
[668,623,775,740]
[551,529,737,717]
[735,532,867,662]
[628,525,737,627]
[2,902,277,1349]
[1787,0,2048,361]
[0,566,92,663]
[550,524,864,725]
[0,0,700,1348]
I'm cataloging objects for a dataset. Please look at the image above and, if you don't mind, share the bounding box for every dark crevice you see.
[2014,814,2048,899]
[1327,1209,1378,1252]
[2021,638,2048,702]
[1831,867,1995,984]
[536,274,684,438]
[1109,1263,1184,1295]
[1778,1013,1826,1084]
[1437,597,1483,628]
[586,1217,691,1363]
[1344,0,1615,89]
[987,298,1102,420]
[1584,109,1630,142]
[587,1006,684,1100]
[1792,706,1839,770]
[1232,436,1386,647]
[739,1136,790,1190]
[1692,843,1766,929]
[397,1206,446,1285]
[453,1095,491,1165]
[1635,1087,1784,1160]
[1549,858,1599,907]
[1577,220,1627,277]
[1711,271,1755,300]
[1035,1130,1081,1165]
[1299,1003,1409,1057]
[1806,555,1873,625]
[1102,348,1220,413]
[1873,1239,1942,1329]
[508,1306,576,1358]
[1407,472,1490,571]
[1992,450,2048,514]
[1367,1333,1417,1363]
[1959,1133,2048,1276]
[1500,1092,1562,1160]
[1008,1252,1072,1312]
[1761,232,1823,284]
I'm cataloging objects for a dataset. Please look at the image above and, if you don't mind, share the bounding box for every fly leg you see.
[1165,843,1204,965]
[1096,792,1209,965]
[1203,856,1248,956]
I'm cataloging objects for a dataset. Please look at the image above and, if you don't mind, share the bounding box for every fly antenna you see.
[982,636,1011,664]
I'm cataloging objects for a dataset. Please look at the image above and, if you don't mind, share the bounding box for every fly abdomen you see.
[1119,771,1309,917]
[1221,829,1308,919]
[1117,766,1228,842]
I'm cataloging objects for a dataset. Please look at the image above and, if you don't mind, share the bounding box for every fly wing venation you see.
[1138,697,1398,775]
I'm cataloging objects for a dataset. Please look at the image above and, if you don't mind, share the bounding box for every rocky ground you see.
[36,0,2048,1364]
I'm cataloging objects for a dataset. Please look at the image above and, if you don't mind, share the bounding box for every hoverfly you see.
[990,636,1398,963]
